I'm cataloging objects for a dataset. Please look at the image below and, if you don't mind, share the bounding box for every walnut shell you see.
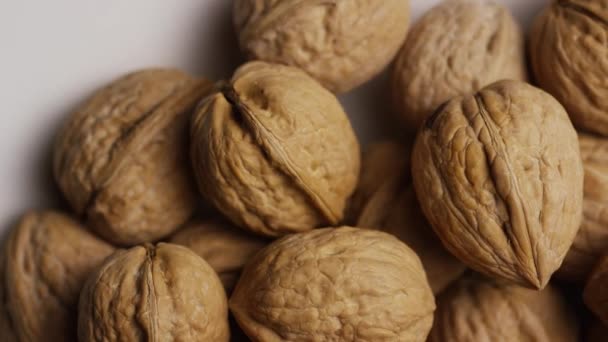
[529,0,608,136]
[412,80,584,289]
[558,133,608,282]
[169,218,268,292]
[78,243,229,341]
[429,275,579,342]
[230,227,435,341]
[584,253,608,325]
[349,142,466,294]
[391,0,526,129]
[0,211,114,342]
[191,61,360,237]
[53,69,213,246]
[233,0,410,93]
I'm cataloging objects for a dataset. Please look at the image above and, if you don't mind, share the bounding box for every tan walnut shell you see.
[233,0,410,93]
[391,0,526,129]
[78,243,229,341]
[230,227,436,342]
[429,275,579,342]
[529,0,608,136]
[412,80,584,289]
[191,61,360,237]
[53,69,213,246]
[348,141,466,294]
[584,253,608,326]
[0,211,114,342]
[169,218,268,292]
[558,133,608,282]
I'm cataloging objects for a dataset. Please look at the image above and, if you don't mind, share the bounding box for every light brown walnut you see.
[78,243,229,342]
[412,80,584,289]
[230,227,436,342]
[348,142,466,294]
[169,218,268,292]
[529,0,608,136]
[233,0,410,93]
[191,61,360,237]
[53,69,213,246]
[0,211,114,342]
[429,275,579,342]
[391,0,526,130]
[558,133,608,282]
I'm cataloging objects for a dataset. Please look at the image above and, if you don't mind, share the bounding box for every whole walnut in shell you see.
[348,142,466,294]
[169,218,268,292]
[529,0,608,136]
[391,0,526,129]
[78,243,229,341]
[0,211,114,342]
[54,69,213,246]
[584,253,608,325]
[558,133,608,282]
[230,227,436,341]
[233,0,410,93]
[429,275,579,342]
[191,61,360,237]
[412,80,584,289]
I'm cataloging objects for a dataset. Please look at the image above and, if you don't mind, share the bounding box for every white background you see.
[0,0,549,233]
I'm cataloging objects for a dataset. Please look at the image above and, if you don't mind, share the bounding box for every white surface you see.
[0,0,549,233]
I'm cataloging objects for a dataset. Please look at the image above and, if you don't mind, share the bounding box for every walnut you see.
[169,218,268,292]
[429,275,579,342]
[0,211,114,342]
[191,61,360,237]
[558,133,608,282]
[348,142,466,294]
[529,0,608,136]
[78,243,229,341]
[391,0,526,130]
[53,69,213,246]
[230,227,436,341]
[233,0,410,93]
[586,316,608,342]
[412,80,584,289]
[584,254,608,325]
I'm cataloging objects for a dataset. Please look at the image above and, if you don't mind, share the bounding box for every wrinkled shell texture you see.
[233,0,410,93]
[429,276,579,342]
[78,243,229,342]
[530,0,608,135]
[191,61,360,237]
[0,211,114,342]
[584,254,608,325]
[559,133,608,282]
[169,218,268,292]
[230,227,435,342]
[350,142,465,294]
[54,69,212,246]
[412,80,584,289]
[391,0,526,129]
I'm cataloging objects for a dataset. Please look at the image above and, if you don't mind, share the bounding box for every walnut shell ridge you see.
[230,227,436,342]
[169,218,268,292]
[78,243,229,342]
[191,61,360,237]
[558,133,608,282]
[0,211,114,342]
[349,141,466,294]
[53,69,213,246]
[391,0,526,130]
[529,0,608,136]
[233,0,410,93]
[412,80,583,289]
[429,275,579,342]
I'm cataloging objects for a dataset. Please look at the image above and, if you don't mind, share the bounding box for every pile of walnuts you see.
[1,0,607,341]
